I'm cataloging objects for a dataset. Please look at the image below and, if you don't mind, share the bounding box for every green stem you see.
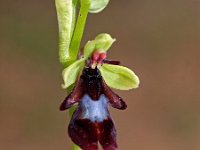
[69,0,91,64]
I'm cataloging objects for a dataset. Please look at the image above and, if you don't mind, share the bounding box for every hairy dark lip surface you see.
[60,67,127,149]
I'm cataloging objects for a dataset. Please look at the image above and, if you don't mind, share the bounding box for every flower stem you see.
[69,0,91,65]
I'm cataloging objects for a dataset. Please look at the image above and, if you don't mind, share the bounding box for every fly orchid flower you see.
[60,34,140,150]
[60,67,126,150]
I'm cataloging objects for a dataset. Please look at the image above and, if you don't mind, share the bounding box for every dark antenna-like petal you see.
[102,80,127,110]
[60,78,84,111]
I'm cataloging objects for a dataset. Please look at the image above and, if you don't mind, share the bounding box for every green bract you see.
[62,58,85,89]
[100,64,140,90]
[56,0,90,68]
[55,0,73,66]
[89,0,110,13]
[84,33,115,58]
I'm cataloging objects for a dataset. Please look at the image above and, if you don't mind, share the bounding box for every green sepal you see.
[89,0,110,13]
[100,64,140,90]
[95,33,116,51]
[62,58,85,89]
[84,33,116,58]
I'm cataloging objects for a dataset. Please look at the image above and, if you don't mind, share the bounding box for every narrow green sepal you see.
[100,64,140,90]
[62,58,85,89]
[89,0,110,13]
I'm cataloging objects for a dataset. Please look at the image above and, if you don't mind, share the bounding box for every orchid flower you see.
[60,34,139,150]
[60,67,125,150]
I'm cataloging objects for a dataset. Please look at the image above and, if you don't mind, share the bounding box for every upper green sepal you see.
[100,64,140,90]
[62,58,85,89]
[89,0,110,13]
[95,33,116,51]
[84,33,116,58]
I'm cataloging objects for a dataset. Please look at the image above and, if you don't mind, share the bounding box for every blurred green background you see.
[1,0,200,150]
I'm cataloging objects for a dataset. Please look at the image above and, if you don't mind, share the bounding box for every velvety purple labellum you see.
[60,67,127,150]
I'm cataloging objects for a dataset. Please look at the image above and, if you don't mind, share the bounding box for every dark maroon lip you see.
[60,67,127,149]
[68,118,117,150]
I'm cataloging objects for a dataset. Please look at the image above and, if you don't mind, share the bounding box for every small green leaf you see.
[89,0,110,13]
[62,58,85,89]
[84,33,116,58]
[100,64,140,90]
